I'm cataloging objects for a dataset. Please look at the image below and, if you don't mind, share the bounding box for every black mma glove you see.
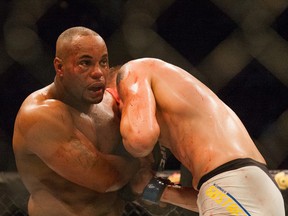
[141,177,175,204]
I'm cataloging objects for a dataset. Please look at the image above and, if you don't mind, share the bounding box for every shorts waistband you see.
[197,158,268,190]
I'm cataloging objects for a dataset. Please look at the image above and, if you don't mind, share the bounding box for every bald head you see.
[55,26,101,59]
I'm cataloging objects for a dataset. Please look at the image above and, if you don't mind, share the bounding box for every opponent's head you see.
[54,26,109,110]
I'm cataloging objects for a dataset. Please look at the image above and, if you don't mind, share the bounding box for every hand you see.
[118,154,154,201]
[129,155,155,194]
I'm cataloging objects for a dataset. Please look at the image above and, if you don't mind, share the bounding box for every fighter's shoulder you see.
[127,58,165,68]
[23,94,66,114]
[17,91,71,127]
[119,58,161,78]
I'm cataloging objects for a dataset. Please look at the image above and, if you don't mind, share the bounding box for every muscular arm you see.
[13,100,138,193]
[117,68,160,157]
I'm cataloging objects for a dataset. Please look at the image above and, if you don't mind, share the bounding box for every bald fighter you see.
[13,26,141,216]
[115,58,285,215]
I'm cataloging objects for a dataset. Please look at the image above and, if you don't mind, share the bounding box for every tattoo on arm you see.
[116,71,124,86]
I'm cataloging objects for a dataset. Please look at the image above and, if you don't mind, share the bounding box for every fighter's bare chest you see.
[70,107,121,153]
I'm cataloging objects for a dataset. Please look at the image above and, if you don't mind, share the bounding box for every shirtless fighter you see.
[12,26,141,216]
[115,58,285,215]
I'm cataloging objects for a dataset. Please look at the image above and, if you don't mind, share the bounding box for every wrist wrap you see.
[141,177,173,203]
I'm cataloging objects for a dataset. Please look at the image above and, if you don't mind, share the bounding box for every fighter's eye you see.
[80,60,92,66]
[100,58,109,67]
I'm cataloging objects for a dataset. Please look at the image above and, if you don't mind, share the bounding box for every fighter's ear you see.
[54,57,63,76]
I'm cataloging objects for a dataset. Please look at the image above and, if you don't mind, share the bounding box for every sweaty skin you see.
[116,58,266,191]
[13,27,139,216]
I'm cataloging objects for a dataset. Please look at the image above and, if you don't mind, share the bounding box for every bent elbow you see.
[122,129,160,158]
[104,184,121,193]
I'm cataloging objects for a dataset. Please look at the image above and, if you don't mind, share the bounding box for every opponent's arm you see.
[141,177,199,212]
[116,68,160,158]
[118,154,155,201]
[161,185,199,212]
[14,101,139,193]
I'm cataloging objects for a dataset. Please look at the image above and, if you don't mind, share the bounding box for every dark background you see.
[0,0,287,172]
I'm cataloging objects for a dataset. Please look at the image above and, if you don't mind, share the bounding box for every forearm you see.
[118,156,155,201]
[160,186,199,212]
[103,154,140,192]
[139,177,199,212]
[120,103,160,158]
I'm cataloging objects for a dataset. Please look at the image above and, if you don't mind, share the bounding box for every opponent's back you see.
[117,58,265,188]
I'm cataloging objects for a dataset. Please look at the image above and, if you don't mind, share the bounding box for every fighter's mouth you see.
[88,86,103,92]
[87,83,105,92]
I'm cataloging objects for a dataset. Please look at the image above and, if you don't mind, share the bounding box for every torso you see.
[126,58,266,189]
[13,85,126,216]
